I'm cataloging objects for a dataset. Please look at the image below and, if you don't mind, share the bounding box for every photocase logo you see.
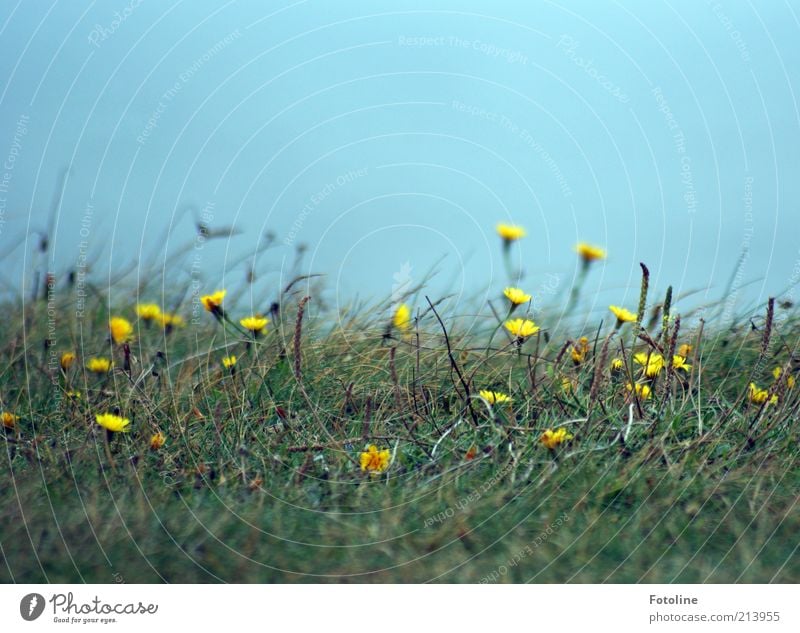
[20,593,45,621]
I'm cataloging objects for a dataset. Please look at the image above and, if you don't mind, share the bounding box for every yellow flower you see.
[496,223,526,242]
[610,358,624,371]
[505,318,540,339]
[626,382,652,400]
[60,352,76,371]
[575,242,607,263]
[393,303,412,333]
[560,376,575,392]
[201,289,226,313]
[95,412,130,433]
[240,315,269,335]
[748,383,777,405]
[66,390,81,400]
[150,432,166,450]
[158,312,185,329]
[479,390,511,405]
[136,303,161,321]
[86,357,112,373]
[503,287,531,306]
[671,355,692,372]
[1,412,18,429]
[609,305,637,324]
[571,336,590,364]
[360,445,391,473]
[677,344,693,357]
[540,427,573,450]
[634,352,664,377]
[109,316,133,344]
[772,367,796,389]
[222,355,237,369]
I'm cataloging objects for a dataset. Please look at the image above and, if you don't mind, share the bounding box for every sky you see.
[1,0,799,326]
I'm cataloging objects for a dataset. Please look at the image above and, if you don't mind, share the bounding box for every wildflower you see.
[465,446,477,460]
[393,303,412,333]
[149,432,166,450]
[360,445,391,473]
[610,358,624,371]
[626,382,652,400]
[575,242,606,264]
[503,287,531,306]
[60,352,76,371]
[109,317,133,345]
[540,427,573,450]
[136,303,161,322]
[505,318,539,340]
[86,357,112,373]
[66,390,81,400]
[671,356,692,372]
[158,312,185,330]
[609,305,637,326]
[560,376,575,392]
[479,390,511,405]
[95,413,130,433]
[201,289,226,314]
[240,315,269,336]
[772,367,796,389]
[571,336,590,364]
[634,352,664,377]
[1,412,18,429]
[677,344,693,357]
[748,383,777,405]
[222,355,237,369]
[496,223,526,243]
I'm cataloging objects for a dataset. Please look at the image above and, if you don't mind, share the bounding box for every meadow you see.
[1,226,798,583]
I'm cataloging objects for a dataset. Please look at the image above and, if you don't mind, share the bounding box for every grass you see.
[1,260,799,583]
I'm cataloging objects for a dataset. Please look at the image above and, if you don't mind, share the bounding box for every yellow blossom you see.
[222,355,237,369]
[571,336,590,364]
[749,383,777,405]
[136,303,162,321]
[66,390,81,400]
[86,357,112,373]
[109,317,133,345]
[240,315,269,335]
[359,445,391,473]
[575,242,606,263]
[1,412,18,429]
[772,367,796,389]
[393,303,411,333]
[677,344,693,357]
[60,352,76,371]
[505,318,540,339]
[479,390,511,405]
[609,305,637,324]
[158,312,185,329]
[95,413,130,433]
[496,223,526,242]
[634,352,664,377]
[201,290,226,313]
[671,355,692,372]
[540,427,573,450]
[503,287,531,306]
[610,358,624,371]
[560,376,575,392]
[626,382,652,400]
[150,432,166,450]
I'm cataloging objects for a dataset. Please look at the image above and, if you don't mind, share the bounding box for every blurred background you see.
[0,0,798,326]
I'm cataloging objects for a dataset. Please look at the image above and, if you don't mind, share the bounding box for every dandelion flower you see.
[479,390,511,405]
[503,287,531,306]
[626,382,652,400]
[222,355,237,369]
[149,432,166,450]
[575,242,607,263]
[109,317,133,345]
[609,305,637,326]
[60,352,76,371]
[158,312,185,329]
[496,223,526,242]
[677,344,693,357]
[634,352,664,377]
[86,357,112,373]
[95,413,130,433]
[540,427,573,450]
[748,383,777,405]
[359,445,391,473]
[671,355,692,372]
[240,315,269,336]
[136,303,161,322]
[1,412,18,429]
[505,318,539,340]
[393,303,412,333]
[571,336,590,364]
[772,367,796,389]
[610,358,625,371]
[201,289,226,314]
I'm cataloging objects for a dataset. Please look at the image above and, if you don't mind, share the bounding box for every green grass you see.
[1,281,799,583]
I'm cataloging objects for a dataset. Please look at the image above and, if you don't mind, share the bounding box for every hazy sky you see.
[1,1,798,325]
